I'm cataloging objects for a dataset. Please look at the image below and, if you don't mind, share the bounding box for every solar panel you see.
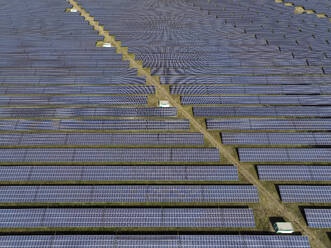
[257,165,331,181]
[194,107,331,117]
[162,75,331,85]
[0,208,255,228]
[0,119,190,131]
[0,185,258,203]
[238,148,331,162]
[0,165,238,181]
[0,235,53,247]
[0,235,311,247]
[181,95,331,105]
[0,76,146,85]
[0,148,220,162]
[151,65,321,76]
[278,185,331,203]
[0,132,204,146]
[3,86,155,95]
[304,208,331,228]
[0,107,177,118]
[0,95,148,106]
[222,132,331,145]
[207,118,331,130]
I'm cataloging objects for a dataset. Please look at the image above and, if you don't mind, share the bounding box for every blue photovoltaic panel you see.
[193,107,331,117]
[0,132,204,146]
[151,65,320,76]
[0,96,148,106]
[222,132,331,145]
[238,148,331,162]
[0,165,238,181]
[0,148,220,163]
[162,75,331,85]
[206,118,331,130]
[278,185,331,203]
[257,165,331,181]
[304,209,331,228]
[0,76,146,85]
[0,107,177,118]
[181,95,331,105]
[0,185,258,203]
[0,235,311,247]
[0,208,255,228]
[2,86,155,94]
[0,119,190,131]
[171,85,331,94]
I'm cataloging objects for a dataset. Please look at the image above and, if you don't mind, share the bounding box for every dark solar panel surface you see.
[0,235,311,247]
[0,119,191,131]
[0,185,258,203]
[0,208,256,228]
[0,165,238,181]
[0,148,220,163]
[0,0,329,245]
[304,209,331,228]
[222,132,331,145]
[238,148,331,162]
[0,132,204,146]
[194,107,331,118]
[207,119,331,130]
[278,185,331,203]
[257,165,331,181]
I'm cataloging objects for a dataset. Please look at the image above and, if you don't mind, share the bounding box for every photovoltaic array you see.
[0,148,220,163]
[278,185,331,203]
[238,148,331,162]
[2,0,331,245]
[0,208,256,228]
[0,165,239,181]
[0,119,191,131]
[304,209,331,228]
[0,185,258,203]
[0,132,205,146]
[257,165,331,181]
[0,235,311,247]
[222,132,331,145]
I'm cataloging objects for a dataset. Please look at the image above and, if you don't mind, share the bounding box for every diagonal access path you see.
[67,0,327,247]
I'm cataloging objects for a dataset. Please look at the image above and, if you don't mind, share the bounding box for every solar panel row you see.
[194,106,331,117]
[0,119,190,131]
[0,107,177,117]
[222,132,331,145]
[172,85,331,94]
[0,96,148,106]
[0,67,138,76]
[0,185,258,203]
[257,165,331,181]
[181,95,331,105]
[304,208,331,228]
[207,118,331,130]
[0,165,238,181]
[278,185,331,203]
[151,65,322,75]
[238,148,331,162]
[0,85,155,94]
[0,76,146,85]
[0,132,204,146]
[0,208,256,228]
[0,148,220,163]
[161,75,331,85]
[0,68,138,76]
[0,235,311,248]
